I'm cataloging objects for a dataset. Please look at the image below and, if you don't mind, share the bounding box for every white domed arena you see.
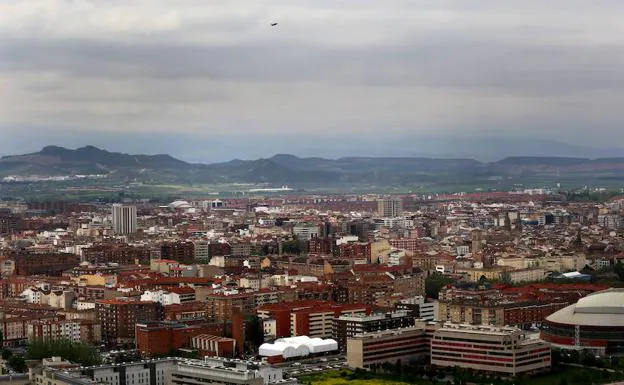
[541,288,624,355]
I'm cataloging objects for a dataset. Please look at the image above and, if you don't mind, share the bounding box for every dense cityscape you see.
[4,1,624,384]
[1,189,624,385]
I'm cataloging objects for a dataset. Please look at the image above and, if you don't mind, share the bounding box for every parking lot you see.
[281,356,348,377]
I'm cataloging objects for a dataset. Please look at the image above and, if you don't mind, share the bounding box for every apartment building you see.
[140,288,196,305]
[332,311,416,351]
[205,292,256,323]
[257,300,371,339]
[10,252,80,276]
[193,240,210,260]
[96,299,161,346]
[111,204,137,235]
[505,268,546,283]
[377,197,403,218]
[292,222,320,241]
[160,241,195,265]
[291,304,369,339]
[230,242,253,256]
[82,243,151,265]
[28,319,101,344]
[395,296,439,321]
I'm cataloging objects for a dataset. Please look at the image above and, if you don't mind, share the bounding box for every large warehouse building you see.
[541,289,624,355]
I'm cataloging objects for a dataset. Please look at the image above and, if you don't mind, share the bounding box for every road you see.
[0,374,29,385]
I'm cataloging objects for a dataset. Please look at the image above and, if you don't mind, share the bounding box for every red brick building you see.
[337,242,371,262]
[135,321,222,357]
[308,237,333,255]
[257,300,371,339]
[96,299,161,347]
[191,334,236,358]
[164,302,209,321]
[82,243,151,265]
[161,241,195,265]
[389,238,424,252]
[9,252,80,276]
[208,243,231,257]
[0,276,29,299]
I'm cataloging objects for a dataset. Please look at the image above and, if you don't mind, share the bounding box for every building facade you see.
[96,299,160,346]
[431,324,551,375]
[28,319,101,344]
[333,311,416,351]
[377,197,403,218]
[346,326,429,369]
[111,204,137,235]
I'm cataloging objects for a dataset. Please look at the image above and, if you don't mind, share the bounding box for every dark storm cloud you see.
[2,36,624,96]
[2,0,624,158]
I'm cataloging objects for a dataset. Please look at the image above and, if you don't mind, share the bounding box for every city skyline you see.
[2,1,624,161]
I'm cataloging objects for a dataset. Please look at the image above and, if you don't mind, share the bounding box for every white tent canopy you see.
[259,336,338,358]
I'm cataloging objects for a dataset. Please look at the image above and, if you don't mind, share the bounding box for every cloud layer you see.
[1,0,624,159]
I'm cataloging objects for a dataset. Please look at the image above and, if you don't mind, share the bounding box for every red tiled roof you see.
[96,299,155,305]
[168,287,196,294]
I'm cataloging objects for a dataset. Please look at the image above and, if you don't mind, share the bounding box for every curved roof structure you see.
[168,200,191,209]
[259,336,338,358]
[546,288,624,327]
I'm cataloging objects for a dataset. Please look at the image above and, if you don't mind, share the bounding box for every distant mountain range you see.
[3,146,624,186]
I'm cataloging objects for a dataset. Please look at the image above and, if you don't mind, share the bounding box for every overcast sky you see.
[1,0,624,161]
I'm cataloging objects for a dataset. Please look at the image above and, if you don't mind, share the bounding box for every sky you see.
[1,0,624,161]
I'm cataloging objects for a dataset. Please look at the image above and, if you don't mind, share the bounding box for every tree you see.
[381,362,393,373]
[580,350,596,367]
[7,354,26,373]
[244,316,265,353]
[27,339,101,367]
[282,240,302,255]
[394,359,403,376]
[615,262,624,281]
[425,273,454,299]
[1,349,11,360]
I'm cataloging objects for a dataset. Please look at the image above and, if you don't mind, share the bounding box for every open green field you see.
[2,173,623,201]
[298,366,624,385]
[297,370,426,385]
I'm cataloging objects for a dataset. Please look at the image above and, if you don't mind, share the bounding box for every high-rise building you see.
[112,204,137,235]
[377,197,403,217]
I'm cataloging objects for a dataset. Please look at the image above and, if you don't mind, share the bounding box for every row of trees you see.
[27,339,102,367]
[0,331,26,373]
[553,348,624,370]
[0,333,103,374]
